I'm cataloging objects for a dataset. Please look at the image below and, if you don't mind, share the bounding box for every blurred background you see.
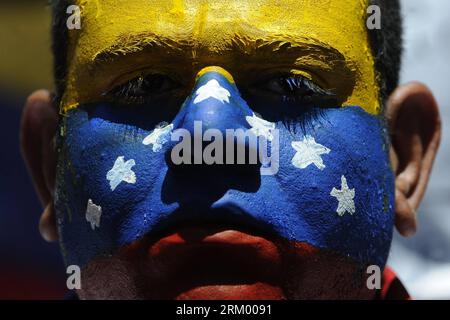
[0,0,448,299]
[387,0,450,300]
[0,1,66,299]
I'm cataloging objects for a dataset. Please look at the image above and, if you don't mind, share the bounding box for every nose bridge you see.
[195,66,236,86]
[175,66,252,134]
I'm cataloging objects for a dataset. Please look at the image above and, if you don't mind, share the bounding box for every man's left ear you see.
[387,82,441,237]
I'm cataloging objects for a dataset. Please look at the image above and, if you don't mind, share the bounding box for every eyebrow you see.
[93,33,188,63]
[92,31,348,68]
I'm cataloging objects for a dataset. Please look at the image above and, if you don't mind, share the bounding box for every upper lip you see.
[143,204,280,244]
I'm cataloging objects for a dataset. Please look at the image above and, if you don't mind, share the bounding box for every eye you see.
[242,74,337,133]
[105,73,181,104]
[257,74,334,105]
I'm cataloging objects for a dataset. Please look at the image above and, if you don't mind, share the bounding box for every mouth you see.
[119,207,285,298]
[148,222,282,279]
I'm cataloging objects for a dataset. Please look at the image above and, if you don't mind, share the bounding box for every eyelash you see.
[105,73,180,105]
[263,75,334,103]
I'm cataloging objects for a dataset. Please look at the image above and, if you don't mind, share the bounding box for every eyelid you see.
[104,67,184,95]
[102,71,182,105]
[244,67,327,89]
[254,72,333,96]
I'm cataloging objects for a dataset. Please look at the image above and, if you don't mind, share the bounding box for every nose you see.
[162,66,266,205]
[162,66,271,206]
[167,66,265,169]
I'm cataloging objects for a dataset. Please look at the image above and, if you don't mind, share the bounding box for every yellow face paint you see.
[62,0,380,114]
[196,66,235,84]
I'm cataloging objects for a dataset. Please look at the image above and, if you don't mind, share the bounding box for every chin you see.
[76,224,376,300]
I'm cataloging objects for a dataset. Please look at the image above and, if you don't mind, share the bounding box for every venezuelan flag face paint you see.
[55,0,394,297]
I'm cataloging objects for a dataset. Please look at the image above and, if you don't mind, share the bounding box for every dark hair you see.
[50,0,72,104]
[367,0,403,106]
[50,0,403,108]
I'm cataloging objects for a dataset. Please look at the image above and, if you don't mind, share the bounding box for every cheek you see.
[273,106,395,267]
[63,112,156,206]
[55,107,175,266]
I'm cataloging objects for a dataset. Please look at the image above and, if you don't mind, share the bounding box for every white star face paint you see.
[291,135,331,170]
[193,79,231,104]
[106,156,137,191]
[143,122,174,152]
[85,199,102,230]
[245,113,276,141]
[330,175,356,217]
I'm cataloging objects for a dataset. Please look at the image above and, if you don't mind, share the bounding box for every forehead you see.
[64,0,379,113]
[73,0,369,48]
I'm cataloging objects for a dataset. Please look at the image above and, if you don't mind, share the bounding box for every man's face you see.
[56,0,394,299]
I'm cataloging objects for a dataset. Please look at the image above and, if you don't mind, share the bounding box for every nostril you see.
[164,143,262,194]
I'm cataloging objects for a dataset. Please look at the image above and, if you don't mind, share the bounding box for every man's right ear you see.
[386,82,441,237]
[21,90,59,242]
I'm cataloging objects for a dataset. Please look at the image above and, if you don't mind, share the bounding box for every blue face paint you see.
[55,70,394,269]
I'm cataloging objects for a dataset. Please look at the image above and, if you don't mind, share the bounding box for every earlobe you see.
[387,82,441,237]
[21,90,59,241]
[40,203,59,242]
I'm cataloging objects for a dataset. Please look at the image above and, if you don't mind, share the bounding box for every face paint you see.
[142,123,174,152]
[56,67,394,270]
[291,136,331,170]
[55,0,394,297]
[85,199,102,230]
